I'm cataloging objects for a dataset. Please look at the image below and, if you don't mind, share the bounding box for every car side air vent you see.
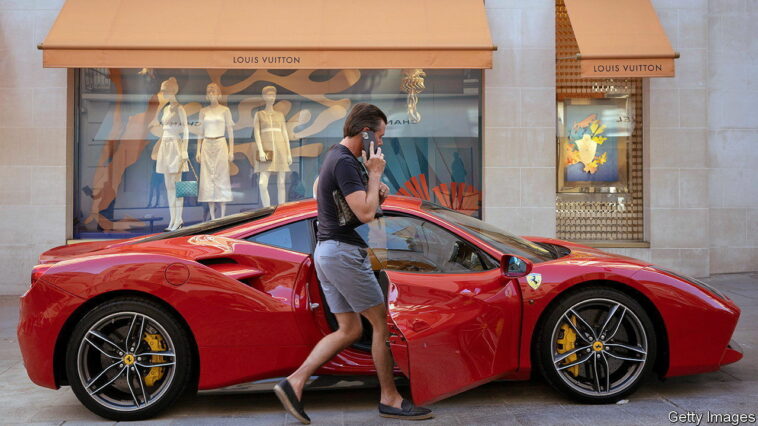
[196,257,265,282]
[197,257,237,266]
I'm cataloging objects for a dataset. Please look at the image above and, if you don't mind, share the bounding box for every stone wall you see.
[706,0,758,273]
[0,0,67,295]
[483,0,557,238]
[599,0,758,277]
[643,0,711,277]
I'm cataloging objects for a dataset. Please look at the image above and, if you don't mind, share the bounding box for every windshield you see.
[421,202,554,263]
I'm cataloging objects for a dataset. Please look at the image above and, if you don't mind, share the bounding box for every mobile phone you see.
[360,130,377,157]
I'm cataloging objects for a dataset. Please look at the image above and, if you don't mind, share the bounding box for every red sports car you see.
[18,196,742,421]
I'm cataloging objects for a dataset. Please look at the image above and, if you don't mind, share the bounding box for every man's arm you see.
[344,142,386,223]
[345,174,381,223]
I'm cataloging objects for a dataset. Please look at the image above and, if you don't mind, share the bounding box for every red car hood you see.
[524,236,653,269]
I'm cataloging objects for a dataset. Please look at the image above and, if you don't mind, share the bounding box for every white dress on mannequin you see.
[156,105,189,174]
[198,106,234,203]
[253,87,292,207]
[253,109,291,173]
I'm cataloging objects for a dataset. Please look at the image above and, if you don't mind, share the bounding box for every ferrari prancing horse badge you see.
[527,273,542,290]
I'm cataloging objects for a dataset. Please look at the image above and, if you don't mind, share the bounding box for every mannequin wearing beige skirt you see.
[197,82,235,219]
[150,77,189,231]
[253,85,292,207]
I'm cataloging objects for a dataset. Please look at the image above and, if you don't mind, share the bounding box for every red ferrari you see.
[18,196,742,420]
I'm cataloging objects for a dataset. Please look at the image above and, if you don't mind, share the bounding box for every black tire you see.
[65,298,193,421]
[535,286,657,403]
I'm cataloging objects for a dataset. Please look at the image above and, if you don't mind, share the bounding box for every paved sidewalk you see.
[1,273,756,425]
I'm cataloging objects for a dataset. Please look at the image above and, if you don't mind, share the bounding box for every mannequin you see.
[253,85,292,207]
[197,83,234,219]
[150,77,189,231]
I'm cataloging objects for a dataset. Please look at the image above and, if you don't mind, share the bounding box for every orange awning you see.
[39,0,495,69]
[564,0,677,78]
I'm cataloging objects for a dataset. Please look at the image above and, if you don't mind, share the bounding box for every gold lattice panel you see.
[555,0,644,243]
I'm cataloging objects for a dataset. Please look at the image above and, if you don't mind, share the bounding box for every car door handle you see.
[388,323,406,341]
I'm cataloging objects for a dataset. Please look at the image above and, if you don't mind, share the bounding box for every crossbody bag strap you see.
[184,159,198,180]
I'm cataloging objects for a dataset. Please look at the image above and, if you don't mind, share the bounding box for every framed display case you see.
[557,97,632,193]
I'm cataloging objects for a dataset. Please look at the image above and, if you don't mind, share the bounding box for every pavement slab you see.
[1,273,756,425]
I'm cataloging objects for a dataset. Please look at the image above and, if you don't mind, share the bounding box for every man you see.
[273,104,433,423]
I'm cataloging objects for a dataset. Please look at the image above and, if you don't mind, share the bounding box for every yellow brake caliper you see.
[142,334,167,386]
[556,316,579,377]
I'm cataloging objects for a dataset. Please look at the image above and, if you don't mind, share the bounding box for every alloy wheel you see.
[549,297,648,397]
[76,311,177,412]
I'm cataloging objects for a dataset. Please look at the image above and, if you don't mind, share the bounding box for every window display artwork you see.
[557,98,630,193]
[74,68,482,238]
[555,0,645,244]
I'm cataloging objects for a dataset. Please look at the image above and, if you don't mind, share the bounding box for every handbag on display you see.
[256,150,273,162]
[175,160,199,198]
[332,160,383,227]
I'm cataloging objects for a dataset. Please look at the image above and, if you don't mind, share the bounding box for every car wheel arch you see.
[53,289,200,392]
[528,280,670,379]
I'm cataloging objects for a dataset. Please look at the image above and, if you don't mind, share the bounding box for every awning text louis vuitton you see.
[232,56,302,64]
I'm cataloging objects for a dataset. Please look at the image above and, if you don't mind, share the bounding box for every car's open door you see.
[384,269,521,405]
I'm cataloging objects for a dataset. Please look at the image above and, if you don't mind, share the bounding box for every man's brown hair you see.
[343,103,388,138]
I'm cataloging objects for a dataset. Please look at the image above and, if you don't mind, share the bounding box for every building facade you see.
[0,0,756,295]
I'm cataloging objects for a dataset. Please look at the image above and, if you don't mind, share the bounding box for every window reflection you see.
[356,216,494,274]
[74,68,482,238]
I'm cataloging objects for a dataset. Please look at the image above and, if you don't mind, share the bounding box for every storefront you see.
[1,0,755,294]
[39,0,494,238]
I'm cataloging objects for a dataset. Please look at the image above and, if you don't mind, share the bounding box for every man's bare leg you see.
[361,303,403,408]
[287,311,362,400]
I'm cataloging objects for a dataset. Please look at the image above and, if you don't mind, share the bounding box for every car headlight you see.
[654,267,728,300]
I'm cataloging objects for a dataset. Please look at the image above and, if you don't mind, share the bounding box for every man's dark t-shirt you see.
[316,144,367,247]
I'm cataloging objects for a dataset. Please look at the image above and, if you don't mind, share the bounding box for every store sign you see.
[232,56,302,65]
[580,58,675,78]
[43,49,492,70]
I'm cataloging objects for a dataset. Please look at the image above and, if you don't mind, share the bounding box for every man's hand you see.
[361,141,386,176]
[379,182,389,204]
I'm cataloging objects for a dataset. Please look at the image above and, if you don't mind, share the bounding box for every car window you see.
[246,219,314,254]
[355,215,496,274]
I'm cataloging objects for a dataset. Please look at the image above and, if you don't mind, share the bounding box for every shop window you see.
[555,0,645,244]
[73,69,482,238]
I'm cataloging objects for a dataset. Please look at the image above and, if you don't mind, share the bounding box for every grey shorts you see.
[314,240,384,314]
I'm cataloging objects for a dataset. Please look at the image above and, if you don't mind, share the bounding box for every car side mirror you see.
[501,254,533,278]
